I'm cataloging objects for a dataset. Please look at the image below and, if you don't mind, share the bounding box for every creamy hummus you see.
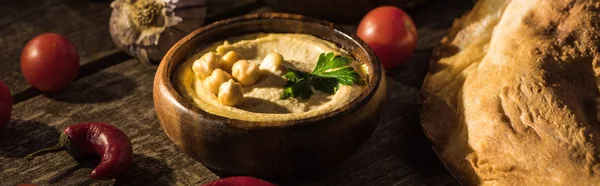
[174,33,366,122]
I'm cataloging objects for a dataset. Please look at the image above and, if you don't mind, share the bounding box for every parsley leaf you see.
[281,52,361,99]
[310,77,339,94]
[281,69,313,99]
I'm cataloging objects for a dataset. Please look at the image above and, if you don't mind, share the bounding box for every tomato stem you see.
[25,133,70,161]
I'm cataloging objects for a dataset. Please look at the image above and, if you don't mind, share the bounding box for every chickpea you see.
[192,52,219,79]
[231,60,260,86]
[218,79,244,106]
[203,69,232,95]
[259,52,287,76]
[220,51,243,72]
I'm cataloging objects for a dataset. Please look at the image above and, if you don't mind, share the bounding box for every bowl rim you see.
[156,13,382,128]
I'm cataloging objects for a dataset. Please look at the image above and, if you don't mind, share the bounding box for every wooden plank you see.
[1,59,219,186]
[1,0,264,101]
[260,0,428,23]
[0,0,120,95]
[206,0,258,20]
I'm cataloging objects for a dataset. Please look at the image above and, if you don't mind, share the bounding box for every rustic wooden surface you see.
[0,0,474,185]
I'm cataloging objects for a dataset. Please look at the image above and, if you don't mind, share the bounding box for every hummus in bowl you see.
[174,33,366,121]
[153,13,386,178]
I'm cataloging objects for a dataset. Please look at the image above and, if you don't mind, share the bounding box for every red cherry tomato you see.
[0,80,12,131]
[21,33,79,91]
[357,6,417,69]
[202,176,277,186]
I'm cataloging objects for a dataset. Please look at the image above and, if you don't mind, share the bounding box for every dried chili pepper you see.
[25,122,133,180]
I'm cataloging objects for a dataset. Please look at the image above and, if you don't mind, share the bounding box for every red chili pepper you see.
[202,176,277,186]
[25,122,133,180]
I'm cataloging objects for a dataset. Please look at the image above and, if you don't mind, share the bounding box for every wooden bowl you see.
[153,13,387,178]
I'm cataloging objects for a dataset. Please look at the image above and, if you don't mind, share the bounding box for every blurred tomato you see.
[357,6,417,69]
[21,33,79,91]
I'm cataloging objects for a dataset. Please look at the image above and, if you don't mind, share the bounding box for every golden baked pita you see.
[421,0,600,185]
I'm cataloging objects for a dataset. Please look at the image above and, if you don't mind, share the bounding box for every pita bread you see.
[421,0,600,185]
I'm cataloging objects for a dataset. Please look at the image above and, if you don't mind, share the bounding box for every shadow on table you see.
[0,120,60,157]
[41,155,174,185]
[47,159,100,184]
[205,166,233,178]
[114,154,176,186]
[384,0,473,89]
[48,72,137,104]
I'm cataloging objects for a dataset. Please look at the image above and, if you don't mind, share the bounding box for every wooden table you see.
[0,0,473,185]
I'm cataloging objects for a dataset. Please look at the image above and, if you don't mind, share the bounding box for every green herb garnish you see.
[281,52,362,99]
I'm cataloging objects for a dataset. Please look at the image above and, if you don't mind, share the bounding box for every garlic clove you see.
[259,52,287,76]
[218,79,244,106]
[192,52,219,79]
[232,60,261,86]
[220,51,243,72]
[203,69,232,95]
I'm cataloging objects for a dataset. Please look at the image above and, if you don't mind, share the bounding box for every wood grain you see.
[0,0,119,94]
[206,0,259,22]
[261,0,427,22]
[1,59,219,186]
[0,0,258,96]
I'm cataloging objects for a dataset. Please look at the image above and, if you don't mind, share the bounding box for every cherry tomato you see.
[357,6,417,69]
[0,80,12,131]
[21,33,79,91]
[202,176,277,186]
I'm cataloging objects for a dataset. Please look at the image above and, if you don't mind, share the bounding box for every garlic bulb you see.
[110,0,206,64]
